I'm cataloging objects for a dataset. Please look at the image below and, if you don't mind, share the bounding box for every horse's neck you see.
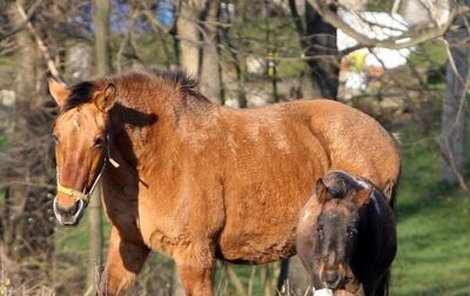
[110,86,215,175]
[109,112,158,169]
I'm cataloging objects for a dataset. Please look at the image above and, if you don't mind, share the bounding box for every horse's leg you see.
[174,244,215,296]
[98,227,150,296]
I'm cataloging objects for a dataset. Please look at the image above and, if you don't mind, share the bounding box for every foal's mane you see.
[323,171,367,200]
[59,69,204,114]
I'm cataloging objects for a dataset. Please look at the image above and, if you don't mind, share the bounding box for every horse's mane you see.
[59,69,204,114]
[61,81,97,113]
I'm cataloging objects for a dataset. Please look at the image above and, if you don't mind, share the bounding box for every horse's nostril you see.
[53,198,86,226]
[55,200,83,217]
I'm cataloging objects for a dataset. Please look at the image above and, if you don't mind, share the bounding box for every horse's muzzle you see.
[53,197,86,226]
[321,269,344,290]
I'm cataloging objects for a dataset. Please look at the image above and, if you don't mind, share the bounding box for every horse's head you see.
[310,170,375,292]
[47,74,116,226]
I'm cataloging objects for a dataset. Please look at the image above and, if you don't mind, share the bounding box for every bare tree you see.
[87,0,111,292]
[439,0,469,190]
[289,0,339,99]
[177,0,204,76]
[305,0,463,49]
[200,0,222,104]
[0,0,56,293]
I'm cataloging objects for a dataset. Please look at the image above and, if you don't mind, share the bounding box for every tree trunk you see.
[94,0,110,77]
[304,2,339,99]
[88,0,110,293]
[289,0,339,99]
[177,0,204,76]
[199,0,222,104]
[439,0,469,190]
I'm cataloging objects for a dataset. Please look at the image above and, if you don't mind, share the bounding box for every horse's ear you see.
[383,180,395,202]
[353,186,373,207]
[94,83,116,112]
[315,178,328,204]
[46,72,69,107]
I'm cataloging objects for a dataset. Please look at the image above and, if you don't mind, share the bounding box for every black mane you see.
[61,81,96,113]
[57,69,202,114]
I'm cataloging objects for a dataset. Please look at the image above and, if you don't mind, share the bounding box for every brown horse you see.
[296,170,397,296]
[47,69,400,296]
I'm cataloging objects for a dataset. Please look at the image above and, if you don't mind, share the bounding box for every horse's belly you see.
[218,201,303,264]
[218,233,296,264]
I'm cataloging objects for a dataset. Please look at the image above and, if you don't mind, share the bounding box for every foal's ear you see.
[353,186,373,207]
[94,83,116,112]
[315,178,328,204]
[46,72,69,107]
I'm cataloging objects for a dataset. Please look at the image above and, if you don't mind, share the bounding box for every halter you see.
[56,156,108,203]
[54,135,120,216]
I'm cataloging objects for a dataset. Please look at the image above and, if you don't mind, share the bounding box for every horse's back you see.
[291,99,401,198]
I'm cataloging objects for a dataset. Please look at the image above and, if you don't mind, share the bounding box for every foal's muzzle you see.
[53,198,86,226]
[323,270,342,289]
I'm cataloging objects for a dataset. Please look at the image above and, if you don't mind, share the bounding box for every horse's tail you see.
[377,174,399,296]
[375,269,391,296]
[384,174,400,212]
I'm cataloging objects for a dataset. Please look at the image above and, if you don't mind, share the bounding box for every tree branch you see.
[288,0,306,40]
[0,0,44,40]
[15,1,61,77]
[306,0,468,49]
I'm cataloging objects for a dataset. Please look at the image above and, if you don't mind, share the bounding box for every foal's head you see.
[47,75,116,226]
[310,170,376,291]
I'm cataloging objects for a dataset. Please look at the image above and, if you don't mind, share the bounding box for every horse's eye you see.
[52,134,59,144]
[93,136,105,148]
[347,228,357,239]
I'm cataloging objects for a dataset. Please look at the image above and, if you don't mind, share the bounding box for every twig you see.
[0,0,44,40]
[15,1,61,77]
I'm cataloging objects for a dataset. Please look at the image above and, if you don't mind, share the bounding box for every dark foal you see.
[297,170,397,296]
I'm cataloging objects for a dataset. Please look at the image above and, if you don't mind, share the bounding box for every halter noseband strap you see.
[56,158,107,203]
[55,135,119,204]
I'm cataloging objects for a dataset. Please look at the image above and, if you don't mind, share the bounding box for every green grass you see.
[391,127,470,296]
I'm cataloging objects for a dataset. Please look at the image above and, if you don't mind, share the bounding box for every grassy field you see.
[391,127,470,296]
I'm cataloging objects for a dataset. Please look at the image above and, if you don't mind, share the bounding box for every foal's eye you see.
[93,136,105,148]
[52,134,59,144]
[347,228,357,239]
